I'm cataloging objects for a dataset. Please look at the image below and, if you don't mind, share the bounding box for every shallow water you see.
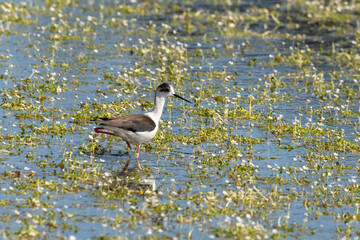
[1,0,360,239]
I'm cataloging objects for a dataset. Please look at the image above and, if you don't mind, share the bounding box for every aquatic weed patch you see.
[2,0,360,239]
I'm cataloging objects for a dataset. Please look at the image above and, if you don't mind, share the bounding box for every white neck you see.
[146,96,165,124]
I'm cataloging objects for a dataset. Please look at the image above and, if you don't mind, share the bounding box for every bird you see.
[94,83,191,171]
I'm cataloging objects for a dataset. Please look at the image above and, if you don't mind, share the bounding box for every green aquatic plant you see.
[1,0,360,239]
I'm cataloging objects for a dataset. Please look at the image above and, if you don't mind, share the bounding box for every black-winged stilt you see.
[94,83,191,170]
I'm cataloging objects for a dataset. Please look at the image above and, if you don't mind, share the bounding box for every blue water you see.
[1,0,360,239]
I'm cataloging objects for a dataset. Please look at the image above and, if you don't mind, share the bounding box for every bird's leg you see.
[122,158,131,172]
[135,145,141,169]
[121,142,131,172]
[94,127,115,136]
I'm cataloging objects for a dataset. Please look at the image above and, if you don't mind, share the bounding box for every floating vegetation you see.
[1,0,360,239]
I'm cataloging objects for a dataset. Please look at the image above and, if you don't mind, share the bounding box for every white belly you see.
[103,125,158,144]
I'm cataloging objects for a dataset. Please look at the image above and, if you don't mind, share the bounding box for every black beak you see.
[174,94,192,103]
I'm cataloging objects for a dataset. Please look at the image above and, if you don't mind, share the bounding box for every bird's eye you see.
[158,83,171,92]
[160,87,170,92]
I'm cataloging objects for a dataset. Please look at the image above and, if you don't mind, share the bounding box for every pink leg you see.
[94,127,115,136]
[122,145,140,171]
[125,141,131,149]
[136,145,141,168]
[95,127,131,149]
[95,127,136,170]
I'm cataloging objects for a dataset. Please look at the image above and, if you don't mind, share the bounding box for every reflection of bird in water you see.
[113,168,156,191]
[94,83,191,171]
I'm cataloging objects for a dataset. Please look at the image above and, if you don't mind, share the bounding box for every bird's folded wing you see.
[96,114,156,132]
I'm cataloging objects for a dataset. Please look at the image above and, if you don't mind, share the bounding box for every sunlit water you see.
[1,0,360,239]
